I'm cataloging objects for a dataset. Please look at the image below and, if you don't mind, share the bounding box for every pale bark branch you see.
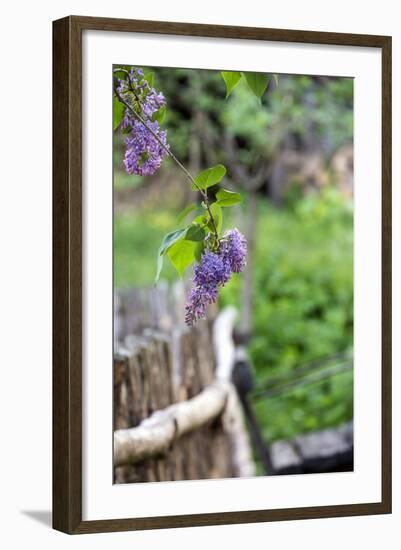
[114,381,229,467]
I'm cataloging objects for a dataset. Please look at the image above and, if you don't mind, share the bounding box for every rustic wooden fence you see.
[114,282,353,483]
[113,283,255,483]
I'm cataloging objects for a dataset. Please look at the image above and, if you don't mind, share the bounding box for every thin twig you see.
[252,362,353,400]
[255,351,352,395]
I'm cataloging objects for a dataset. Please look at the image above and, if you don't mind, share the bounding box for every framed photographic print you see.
[52,16,392,534]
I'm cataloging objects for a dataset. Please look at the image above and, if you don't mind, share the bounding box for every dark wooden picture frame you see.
[53,15,392,534]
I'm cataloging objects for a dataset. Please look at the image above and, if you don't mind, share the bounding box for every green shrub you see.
[220,188,353,441]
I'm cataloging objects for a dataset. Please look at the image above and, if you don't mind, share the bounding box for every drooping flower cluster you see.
[220,228,248,273]
[117,68,169,176]
[185,229,247,325]
[123,120,168,176]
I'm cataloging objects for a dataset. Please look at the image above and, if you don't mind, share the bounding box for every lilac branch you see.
[113,76,220,243]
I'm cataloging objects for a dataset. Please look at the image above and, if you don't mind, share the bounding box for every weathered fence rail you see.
[115,380,230,467]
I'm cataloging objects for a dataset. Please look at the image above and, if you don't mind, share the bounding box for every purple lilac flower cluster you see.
[118,68,169,176]
[123,120,168,176]
[185,229,247,325]
[220,228,247,273]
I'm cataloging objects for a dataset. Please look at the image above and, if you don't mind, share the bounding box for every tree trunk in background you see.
[189,111,202,175]
[240,191,257,335]
[181,74,203,208]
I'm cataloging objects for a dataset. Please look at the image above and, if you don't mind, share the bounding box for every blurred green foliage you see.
[221,75,353,165]
[115,209,178,286]
[220,188,353,441]
[114,67,354,447]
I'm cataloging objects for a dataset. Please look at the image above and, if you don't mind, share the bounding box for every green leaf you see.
[209,202,223,234]
[177,203,198,224]
[167,239,196,277]
[144,71,154,88]
[159,229,187,256]
[151,104,167,124]
[113,97,125,131]
[243,72,269,100]
[155,255,165,285]
[193,165,227,190]
[216,188,242,207]
[122,123,132,135]
[114,69,128,80]
[194,241,206,261]
[185,224,206,242]
[221,71,242,98]
[154,229,186,283]
[273,74,279,86]
[193,213,208,226]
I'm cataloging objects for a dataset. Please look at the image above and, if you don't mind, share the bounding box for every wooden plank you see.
[294,424,353,473]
